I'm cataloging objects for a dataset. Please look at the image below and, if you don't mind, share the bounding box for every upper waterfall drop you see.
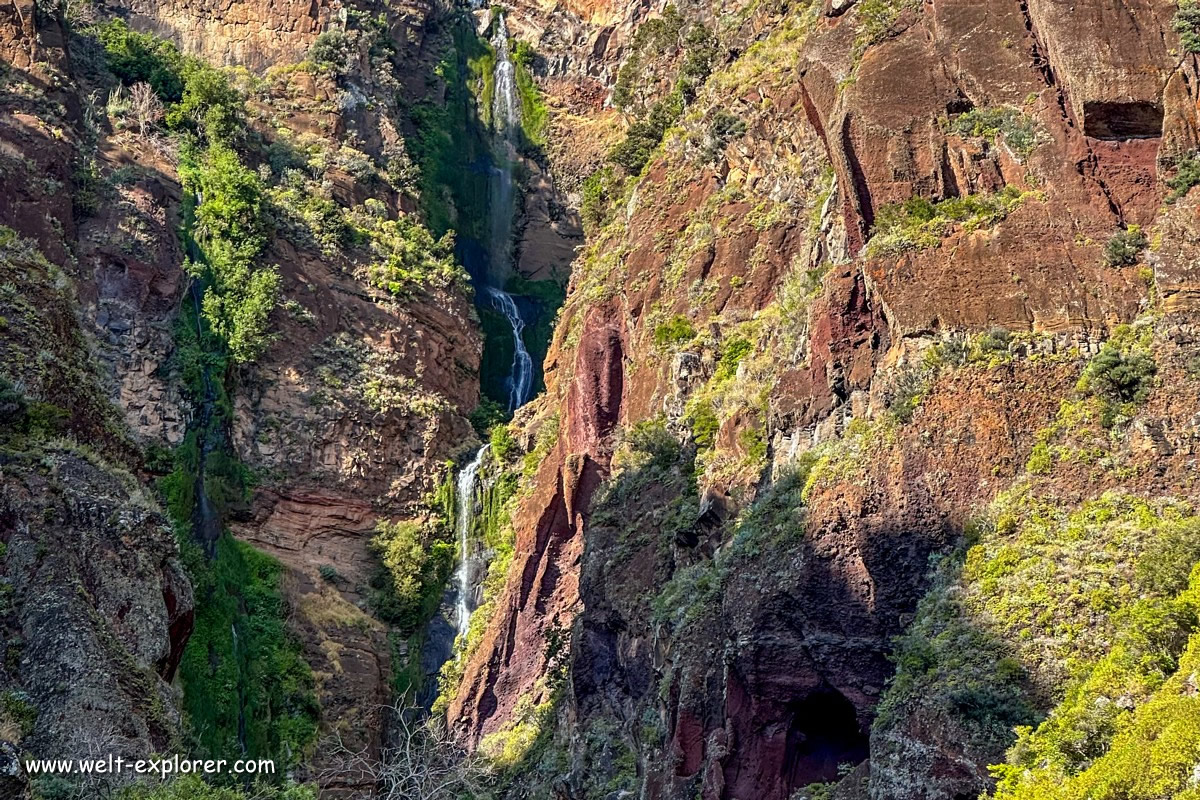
[486,11,522,283]
[491,13,520,138]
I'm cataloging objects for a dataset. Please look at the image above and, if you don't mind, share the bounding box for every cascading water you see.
[454,445,489,638]
[487,12,520,282]
[446,10,533,650]
[487,286,534,412]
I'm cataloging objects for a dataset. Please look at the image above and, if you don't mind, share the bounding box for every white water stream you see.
[451,11,532,643]
[454,445,489,638]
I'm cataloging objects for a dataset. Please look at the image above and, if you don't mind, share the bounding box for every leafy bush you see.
[345,205,465,295]
[469,396,507,435]
[1080,343,1156,405]
[96,20,244,143]
[1103,225,1148,267]
[489,423,518,462]
[972,326,1012,361]
[308,29,350,74]
[949,106,1039,157]
[370,520,454,633]
[608,89,684,174]
[868,186,1033,256]
[1166,154,1200,203]
[715,336,753,381]
[181,143,281,363]
[94,20,186,101]
[1174,0,1200,52]
[653,314,696,349]
[624,418,682,472]
[686,398,719,451]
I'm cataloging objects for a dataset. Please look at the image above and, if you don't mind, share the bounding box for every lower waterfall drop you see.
[454,445,489,639]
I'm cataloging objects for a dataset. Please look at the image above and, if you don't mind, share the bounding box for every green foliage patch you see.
[179,534,320,771]
[181,143,280,363]
[369,520,455,635]
[1103,225,1148,267]
[1174,0,1200,53]
[868,186,1036,257]
[653,314,696,349]
[1166,153,1200,203]
[117,776,315,800]
[948,106,1039,158]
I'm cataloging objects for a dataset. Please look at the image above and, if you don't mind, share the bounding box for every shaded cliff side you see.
[443,0,1200,798]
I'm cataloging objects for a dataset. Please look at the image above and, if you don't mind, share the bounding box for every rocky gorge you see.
[3,0,1200,798]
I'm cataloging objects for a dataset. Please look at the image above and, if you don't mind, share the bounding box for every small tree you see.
[1103,225,1147,268]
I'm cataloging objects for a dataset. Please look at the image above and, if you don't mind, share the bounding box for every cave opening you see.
[1083,101,1164,140]
[785,685,870,785]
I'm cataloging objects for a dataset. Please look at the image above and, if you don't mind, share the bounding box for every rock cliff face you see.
[1,0,483,793]
[445,0,1200,798]
[8,0,1200,796]
[0,9,194,772]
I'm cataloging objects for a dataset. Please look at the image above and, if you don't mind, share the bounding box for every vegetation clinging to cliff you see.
[867,186,1037,257]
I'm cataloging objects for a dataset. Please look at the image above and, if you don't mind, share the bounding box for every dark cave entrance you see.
[786,685,870,785]
[1082,101,1164,140]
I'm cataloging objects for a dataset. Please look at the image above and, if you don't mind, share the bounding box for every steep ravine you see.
[440,0,1200,799]
[6,0,1200,798]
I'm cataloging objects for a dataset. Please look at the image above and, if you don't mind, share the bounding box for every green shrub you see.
[1103,225,1148,267]
[949,107,1038,157]
[181,143,280,363]
[96,21,244,143]
[868,186,1033,256]
[580,166,626,233]
[308,29,350,74]
[972,326,1012,361]
[489,423,518,462]
[344,205,465,295]
[370,520,454,634]
[1166,154,1200,202]
[609,89,684,175]
[854,0,920,57]
[715,336,752,380]
[625,417,682,472]
[653,314,696,349]
[1080,344,1156,405]
[94,20,186,101]
[469,396,507,435]
[1174,0,1200,52]
[686,398,719,451]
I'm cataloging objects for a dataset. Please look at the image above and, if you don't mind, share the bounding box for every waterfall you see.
[487,286,534,411]
[486,12,521,282]
[454,445,489,639]
[491,13,520,140]
[444,8,534,665]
